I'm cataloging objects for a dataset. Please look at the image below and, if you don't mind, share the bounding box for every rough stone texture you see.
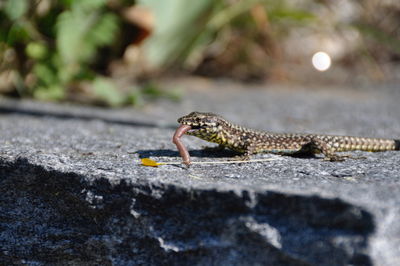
[0,79,399,265]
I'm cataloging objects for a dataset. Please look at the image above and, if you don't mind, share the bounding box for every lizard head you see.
[177,111,224,137]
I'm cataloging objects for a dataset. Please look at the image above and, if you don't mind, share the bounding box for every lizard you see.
[175,111,400,163]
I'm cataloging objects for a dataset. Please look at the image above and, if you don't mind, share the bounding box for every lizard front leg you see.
[227,142,257,161]
[231,142,258,161]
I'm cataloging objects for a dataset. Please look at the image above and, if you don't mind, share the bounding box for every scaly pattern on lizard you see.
[177,112,400,161]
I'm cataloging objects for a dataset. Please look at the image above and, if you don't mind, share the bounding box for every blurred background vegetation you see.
[0,0,399,106]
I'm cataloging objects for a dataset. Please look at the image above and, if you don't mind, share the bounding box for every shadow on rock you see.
[136,148,239,159]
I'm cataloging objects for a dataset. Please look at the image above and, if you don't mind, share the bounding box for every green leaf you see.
[88,13,119,47]
[56,8,119,79]
[139,0,214,67]
[26,42,48,59]
[6,23,30,45]
[92,77,125,106]
[4,0,28,21]
[33,63,58,87]
[33,85,65,101]
[56,10,94,64]
[56,5,118,83]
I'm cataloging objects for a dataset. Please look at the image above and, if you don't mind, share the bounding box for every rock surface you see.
[1,79,399,265]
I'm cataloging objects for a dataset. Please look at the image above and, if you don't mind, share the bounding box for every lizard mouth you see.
[185,124,202,134]
[178,122,204,134]
[188,124,201,129]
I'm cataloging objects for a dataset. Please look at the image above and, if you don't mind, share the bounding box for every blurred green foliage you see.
[0,0,399,106]
[0,0,181,106]
[0,0,121,102]
[355,24,400,55]
[140,0,315,76]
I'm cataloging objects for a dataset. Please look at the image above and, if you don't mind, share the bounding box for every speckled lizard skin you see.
[178,112,400,161]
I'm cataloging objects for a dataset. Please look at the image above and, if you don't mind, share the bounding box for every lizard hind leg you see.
[310,138,367,161]
[308,137,347,162]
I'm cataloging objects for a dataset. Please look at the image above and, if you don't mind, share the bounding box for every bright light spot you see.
[312,51,331,72]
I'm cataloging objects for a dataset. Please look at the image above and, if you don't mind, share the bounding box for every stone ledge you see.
[1,157,373,265]
[0,81,399,265]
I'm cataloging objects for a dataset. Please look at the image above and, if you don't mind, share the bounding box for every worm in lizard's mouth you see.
[181,124,203,134]
[177,120,209,135]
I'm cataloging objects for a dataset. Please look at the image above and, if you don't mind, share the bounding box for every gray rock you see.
[0,81,399,265]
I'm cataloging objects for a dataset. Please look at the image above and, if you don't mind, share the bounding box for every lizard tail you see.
[338,137,399,152]
[357,137,399,152]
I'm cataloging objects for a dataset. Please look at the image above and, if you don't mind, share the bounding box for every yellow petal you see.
[141,158,161,167]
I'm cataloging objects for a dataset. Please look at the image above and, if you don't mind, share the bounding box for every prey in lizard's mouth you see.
[186,125,201,134]
[178,122,207,135]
